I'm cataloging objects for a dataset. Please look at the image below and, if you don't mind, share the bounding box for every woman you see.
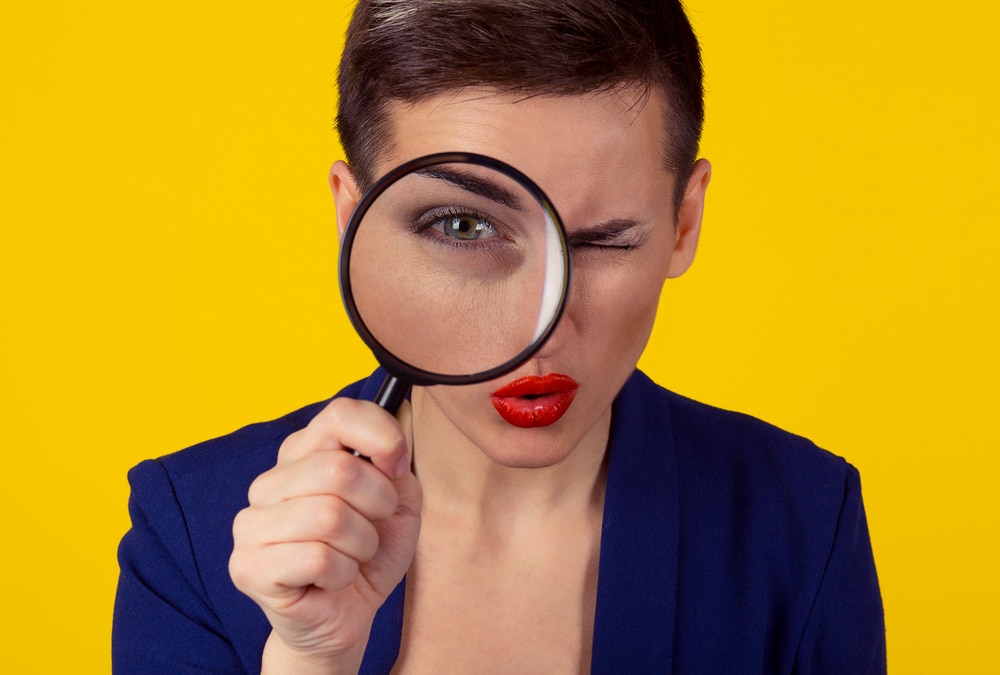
[113,1,885,672]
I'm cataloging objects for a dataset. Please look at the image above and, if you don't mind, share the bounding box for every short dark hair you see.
[337,0,704,204]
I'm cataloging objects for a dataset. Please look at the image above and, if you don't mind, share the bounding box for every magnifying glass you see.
[339,152,571,414]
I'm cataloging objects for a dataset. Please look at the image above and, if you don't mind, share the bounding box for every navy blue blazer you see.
[113,370,885,673]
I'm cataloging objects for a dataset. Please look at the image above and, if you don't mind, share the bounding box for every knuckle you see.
[299,542,342,581]
[231,508,250,540]
[308,496,349,540]
[228,552,251,590]
[276,428,304,460]
[325,450,362,492]
[246,473,270,505]
[318,397,355,431]
[371,428,401,459]
[319,398,402,457]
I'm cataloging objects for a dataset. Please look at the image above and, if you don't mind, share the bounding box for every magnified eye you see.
[438,213,498,240]
[415,208,501,243]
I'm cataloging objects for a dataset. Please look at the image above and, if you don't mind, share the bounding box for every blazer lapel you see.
[591,371,680,672]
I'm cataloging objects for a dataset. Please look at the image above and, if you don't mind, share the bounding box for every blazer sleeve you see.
[794,465,886,673]
[113,458,247,674]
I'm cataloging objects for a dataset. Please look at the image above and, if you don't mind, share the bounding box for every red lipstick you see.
[490,374,579,428]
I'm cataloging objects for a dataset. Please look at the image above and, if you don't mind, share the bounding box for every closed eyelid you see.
[567,219,645,247]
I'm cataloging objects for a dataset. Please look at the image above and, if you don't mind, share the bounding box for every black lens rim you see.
[338,152,571,387]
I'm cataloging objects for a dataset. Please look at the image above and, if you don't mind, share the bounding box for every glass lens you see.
[343,157,568,381]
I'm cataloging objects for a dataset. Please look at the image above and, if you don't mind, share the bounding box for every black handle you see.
[374,373,410,413]
[349,373,410,462]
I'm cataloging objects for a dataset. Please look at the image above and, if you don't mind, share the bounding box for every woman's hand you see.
[229,398,421,673]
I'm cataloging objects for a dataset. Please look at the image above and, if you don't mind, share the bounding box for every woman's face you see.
[334,88,709,468]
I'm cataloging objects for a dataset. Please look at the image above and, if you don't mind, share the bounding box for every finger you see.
[360,471,423,598]
[234,495,381,562]
[248,448,398,520]
[231,540,360,602]
[279,398,410,480]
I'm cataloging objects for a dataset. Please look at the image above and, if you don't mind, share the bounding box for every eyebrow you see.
[567,219,645,247]
[414,167,524,210]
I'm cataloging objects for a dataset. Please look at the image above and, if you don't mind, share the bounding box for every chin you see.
[485,448,575,470]
[477,425,582,469]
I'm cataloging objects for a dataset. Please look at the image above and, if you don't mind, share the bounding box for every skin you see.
[230,87,710,673]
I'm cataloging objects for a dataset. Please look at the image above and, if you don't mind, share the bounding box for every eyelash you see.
[574,242,635,250]
[413,207,505,248]
[571,238,641,254]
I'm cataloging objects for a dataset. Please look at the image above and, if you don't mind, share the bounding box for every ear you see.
[329,160,362,239]
[666,158,711,278]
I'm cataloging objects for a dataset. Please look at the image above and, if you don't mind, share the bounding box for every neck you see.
[409,386,610,531]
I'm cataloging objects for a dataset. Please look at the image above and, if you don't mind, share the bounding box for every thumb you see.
[362,400,421,598]
[364,468,422,599]
[394,399,414,477]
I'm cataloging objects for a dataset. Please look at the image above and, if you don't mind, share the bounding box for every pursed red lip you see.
[490,374,579,428]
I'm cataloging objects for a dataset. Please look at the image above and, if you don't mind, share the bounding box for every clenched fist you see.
[230,398,421,673]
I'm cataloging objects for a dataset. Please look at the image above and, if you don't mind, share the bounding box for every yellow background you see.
[2,1,997,671]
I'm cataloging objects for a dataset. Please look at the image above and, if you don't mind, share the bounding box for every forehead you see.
[378,88,677,224]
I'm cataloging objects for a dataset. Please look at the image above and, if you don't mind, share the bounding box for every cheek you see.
[611,281,663,355]
[577,260,666,363]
